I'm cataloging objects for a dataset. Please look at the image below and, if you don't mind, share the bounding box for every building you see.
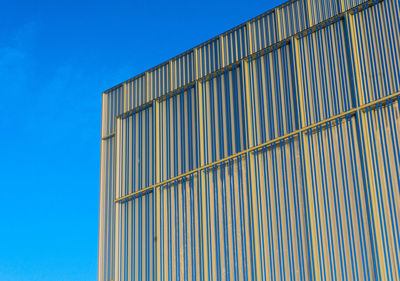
[98,0,400,280]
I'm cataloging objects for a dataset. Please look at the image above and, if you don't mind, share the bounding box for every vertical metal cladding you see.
[197,38,222,78]
[249,137,310,281]
[276,0,308,40]
[116,105,154,197]
[170,51,196,92]
[155,176,203,281]
[359,98,400,279]
[200,64,247,164]
[247,40,298,146]
[303,117,374,281]
[158,86,199,181]
[221,25,249,67]
[99,0,400,280]
[296,17,355,125]
[148,62,171,101]
[124,74,147,112]
[305,0,341,26]
[248,11,277,54]
[102,86,124,137]
[339,0,367,12]
[115,192,155,281]
[98,137,116,281]
[348,0,400,104]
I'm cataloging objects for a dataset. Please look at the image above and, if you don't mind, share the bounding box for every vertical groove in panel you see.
[348,0,400,104]
[296,18,354,125]
[248,41,299,145]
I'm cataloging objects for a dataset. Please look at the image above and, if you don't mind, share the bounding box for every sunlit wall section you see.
[247,11,277,55]
[303,116,375,281]
[359,98,400,280]
[305,0,340,26]
[339,0,368,12]
[196,38,222,78]
[102,86,124,137]
[276,0,308,40]
[124,74,147,112]
[115,192,155,281]
[348,0,400,104]
[170,51,196,92]
[221,25,249,68]
[200,64,248,165]
[148,62,171,102]
[247,40,299,146]
[153,176,203,281]
[249,136,311,281]
[295,17,355,126]
[115,106,154,197]
[157,86,199,182]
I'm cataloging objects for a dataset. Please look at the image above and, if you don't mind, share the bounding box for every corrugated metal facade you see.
[98,0,400,280]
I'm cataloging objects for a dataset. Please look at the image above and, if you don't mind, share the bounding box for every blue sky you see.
[0,0,281,280]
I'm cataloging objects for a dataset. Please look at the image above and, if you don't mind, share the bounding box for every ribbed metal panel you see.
[98,137,116,281]
[349,0,400,103]
[359,99,400,280]
[196,38,222,78]
[303,116,374,281]
[305,0,340,26]
[339,0,368,12]
[200,65,247,165]
[249,137,310,281]
[124,74,147,112]
[296,17,354,125]
[221,25,249,67]
[115,192,155,281]
[170,51,196,92]
[276,0,308,40]
[158,86,199,182]
[155,176,203,281]
[102,86,124,137]
[116,105,154,197]
[248,11,277,54]
[247,41,298,146]
[148,62,171,101]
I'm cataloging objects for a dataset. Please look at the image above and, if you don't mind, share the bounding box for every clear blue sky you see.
[0,0,280,280]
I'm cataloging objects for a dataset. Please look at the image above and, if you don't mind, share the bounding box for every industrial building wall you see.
[99,0,400,280]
